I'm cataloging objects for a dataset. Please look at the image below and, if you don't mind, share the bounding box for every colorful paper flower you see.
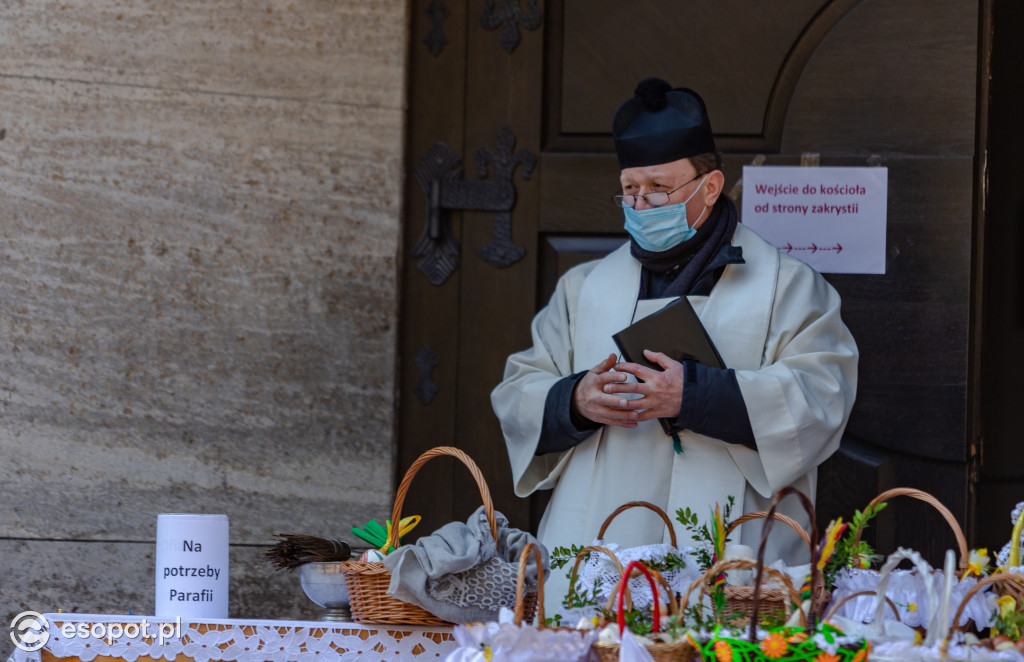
[712,503,727,589]
[816,518,848,571]
[814,653,841,662]
[712,503,726,562]
[760,632,789,659]
[966,548,990,577]
[996,595,1017,621]
[714,639,733,662]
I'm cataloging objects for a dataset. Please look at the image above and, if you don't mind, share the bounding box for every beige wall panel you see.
[0,75,402,542]
[1,0,407,108]
[0,0,408,644]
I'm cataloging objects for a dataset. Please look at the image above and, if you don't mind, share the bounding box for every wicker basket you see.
[680,557,807,630]
[943,571,1024,657]
[708,487,824,629]
[591,500,683,608]
[514,541,587,640]
[339,446,537,625]
[598,500,680,548]
[591,560,697,662]
[718,509,830,623]
[513,542,548,626]
[820,589,902,623]
[849,487,970,575]
[826,487,970,627]
[566,544,629,613]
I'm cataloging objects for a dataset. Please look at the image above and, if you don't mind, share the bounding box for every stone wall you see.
[0,0,407,639]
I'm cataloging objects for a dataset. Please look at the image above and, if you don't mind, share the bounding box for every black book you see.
[612,296,725,434]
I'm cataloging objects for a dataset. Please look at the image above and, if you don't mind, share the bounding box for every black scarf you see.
[630,195,739,298]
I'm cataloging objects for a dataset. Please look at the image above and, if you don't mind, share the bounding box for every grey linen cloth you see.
[382,505,549,623]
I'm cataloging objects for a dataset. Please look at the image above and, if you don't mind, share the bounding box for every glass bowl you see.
[298,561,351,622]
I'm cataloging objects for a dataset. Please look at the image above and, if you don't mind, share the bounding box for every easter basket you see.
[682,487,869,662]
[678,558,871,662]
[591,560,698,662]
[719,508,832,623]
[861,567,1024,661]
[829,547,952,660]
[680,557,807,629]
[943,571,1024,659]
[585,501,698,612]
[445,542,596,662]
[561,544,627,626]
[340,446,539,625]
[827,487,979,628]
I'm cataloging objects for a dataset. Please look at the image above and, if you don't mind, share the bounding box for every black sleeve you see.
[536,371,602,455]
[669,361,756,448]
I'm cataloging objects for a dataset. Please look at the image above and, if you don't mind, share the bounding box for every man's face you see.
[619,157,716,229]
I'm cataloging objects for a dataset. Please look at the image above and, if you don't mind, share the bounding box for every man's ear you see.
[702,170,726,207]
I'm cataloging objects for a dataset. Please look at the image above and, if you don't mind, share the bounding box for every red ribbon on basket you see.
[617,560,661,636]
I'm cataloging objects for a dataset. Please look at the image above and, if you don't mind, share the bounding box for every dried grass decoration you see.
[264,534,351,571]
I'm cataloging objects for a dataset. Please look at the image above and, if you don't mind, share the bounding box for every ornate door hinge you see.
[411,126,535,286]
[423,1,449,56]
[480,0,542,54]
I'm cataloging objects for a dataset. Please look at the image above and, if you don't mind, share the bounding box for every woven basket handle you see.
[570,546,631,611]
[610,561,662,635]
[388,446,497,551]
[598,565,679,623]
[597,501,679,548]
[727,511,812,549]
[946,572,1024,647]
[851,487,968,571]
[750,487,819,641]
[868,547,940,643]
[678,558,807,629]
[604,567,679,616]
[821,590,902,624]
[514,542,545,627]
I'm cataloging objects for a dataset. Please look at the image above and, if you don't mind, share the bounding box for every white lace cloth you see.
[6,613,457,662]
[829,566,995,628]
[572,542,700,611]
[869,636,1024,662]
[445,619,596,662]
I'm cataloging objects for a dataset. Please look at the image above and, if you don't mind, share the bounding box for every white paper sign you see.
[155,513,229,618]
[741,166,888,274]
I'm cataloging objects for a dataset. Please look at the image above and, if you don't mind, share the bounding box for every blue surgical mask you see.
[622,175,708,252]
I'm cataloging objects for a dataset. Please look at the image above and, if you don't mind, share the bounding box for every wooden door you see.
[398,0,982,563]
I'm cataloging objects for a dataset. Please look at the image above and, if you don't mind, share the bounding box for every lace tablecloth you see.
[7,613,457,662]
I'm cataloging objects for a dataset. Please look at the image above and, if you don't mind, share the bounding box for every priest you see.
[490,77,859,613]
